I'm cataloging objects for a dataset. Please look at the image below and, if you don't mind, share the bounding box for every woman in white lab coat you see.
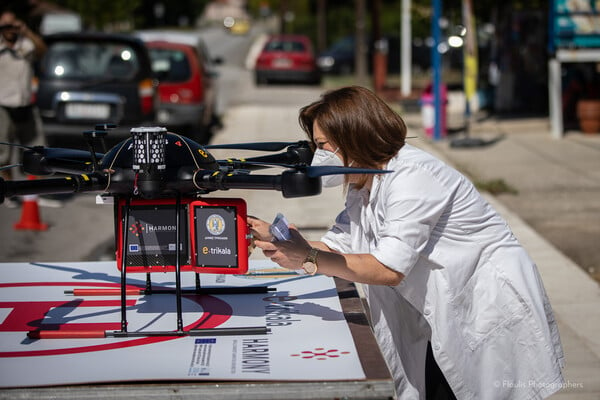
[249,86,564,399]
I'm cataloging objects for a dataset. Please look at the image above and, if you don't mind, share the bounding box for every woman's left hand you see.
[253,227,312,270]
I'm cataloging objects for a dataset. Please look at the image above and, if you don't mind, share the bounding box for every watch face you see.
[302,261,317,275]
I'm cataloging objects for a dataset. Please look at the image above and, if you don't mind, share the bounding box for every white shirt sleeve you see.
[321,208,353,253]
[371,164,449,276]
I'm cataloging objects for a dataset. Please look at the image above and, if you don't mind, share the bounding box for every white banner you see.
[0,260,365,388]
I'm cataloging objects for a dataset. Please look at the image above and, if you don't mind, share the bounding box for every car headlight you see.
[223,16,235,28]
[317,56,334,68]
[157,109,170,123]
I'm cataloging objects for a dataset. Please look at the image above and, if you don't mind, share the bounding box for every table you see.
[0,261,395,399]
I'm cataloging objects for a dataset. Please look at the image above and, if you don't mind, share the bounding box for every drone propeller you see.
[35,147,103,160]
[217,159,391,177]
[1,141,103,175]
[21,147,104,176]
[205,141,307,152]
[0,141,33,150]
[304,165,392,178]
[0,164,22,171]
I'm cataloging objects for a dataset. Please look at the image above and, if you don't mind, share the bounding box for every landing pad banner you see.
[0,260,365,388]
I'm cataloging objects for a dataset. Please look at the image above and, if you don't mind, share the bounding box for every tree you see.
[50,0,141,31]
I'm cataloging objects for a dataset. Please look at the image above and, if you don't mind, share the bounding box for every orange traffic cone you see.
[13,176,48,231]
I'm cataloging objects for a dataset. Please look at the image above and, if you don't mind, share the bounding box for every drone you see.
[0,124,390,339]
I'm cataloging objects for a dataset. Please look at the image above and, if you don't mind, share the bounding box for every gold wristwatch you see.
[302,247,319,275]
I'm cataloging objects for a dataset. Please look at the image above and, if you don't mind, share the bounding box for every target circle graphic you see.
[0,282,232,358]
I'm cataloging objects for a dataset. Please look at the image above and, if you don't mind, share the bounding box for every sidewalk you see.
[401,111,600,399]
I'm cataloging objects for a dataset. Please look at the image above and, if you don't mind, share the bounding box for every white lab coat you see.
[321,144,565,399]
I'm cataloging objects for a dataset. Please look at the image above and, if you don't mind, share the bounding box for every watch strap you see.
[302,247,319,275]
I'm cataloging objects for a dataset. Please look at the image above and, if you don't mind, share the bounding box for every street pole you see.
[355,0,368,87]
[432,0,443,141]
[372,0,387,93]
[317,0,326,53]
[401,0,412,97]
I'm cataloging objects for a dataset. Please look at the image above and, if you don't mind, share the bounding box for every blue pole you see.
[432,0,442,140]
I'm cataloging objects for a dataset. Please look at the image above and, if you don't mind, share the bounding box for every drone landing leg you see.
[174,194,184,332]
[119,197,131,333]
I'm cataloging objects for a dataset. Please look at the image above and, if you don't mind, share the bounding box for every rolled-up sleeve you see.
[371,165,450,276]
[321,209,353,253]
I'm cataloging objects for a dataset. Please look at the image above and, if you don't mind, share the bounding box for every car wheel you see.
[255,72,268,86]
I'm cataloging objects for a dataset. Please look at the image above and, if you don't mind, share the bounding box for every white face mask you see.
[310,148,345,187]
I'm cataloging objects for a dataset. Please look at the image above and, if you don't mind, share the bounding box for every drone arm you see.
[193,169,321,198]
[0,173,107,203]
[19,147,104,176]
[194,170,282,191]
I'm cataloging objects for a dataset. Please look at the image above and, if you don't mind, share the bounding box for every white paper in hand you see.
[269,213,291,241]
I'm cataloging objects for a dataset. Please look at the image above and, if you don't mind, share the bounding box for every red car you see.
[136,31,221,144]
[254,34,321,85]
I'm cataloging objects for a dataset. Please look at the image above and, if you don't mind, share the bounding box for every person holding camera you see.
[0,10,47,186]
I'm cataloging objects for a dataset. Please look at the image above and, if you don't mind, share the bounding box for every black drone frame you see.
[1,124,390,339]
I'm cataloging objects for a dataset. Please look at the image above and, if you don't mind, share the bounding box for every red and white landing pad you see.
[0,260,365,388]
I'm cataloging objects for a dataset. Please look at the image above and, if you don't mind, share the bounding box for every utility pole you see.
[372,0,388,93]
[401,0,412,97]
[355,0,368,86]
[317,0,326,53]
[279,0,289,34]
[432,0,443,141]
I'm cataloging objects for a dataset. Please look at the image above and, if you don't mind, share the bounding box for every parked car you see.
[136,31,222,144]
[316,36,355,75]
[316,35,401,75]
[254,34,321,85]
[36,32,157,144]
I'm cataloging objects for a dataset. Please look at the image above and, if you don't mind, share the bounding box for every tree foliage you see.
[50,0,141,31]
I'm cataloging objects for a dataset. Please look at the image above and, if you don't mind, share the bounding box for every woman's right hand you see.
[247,215,274,242]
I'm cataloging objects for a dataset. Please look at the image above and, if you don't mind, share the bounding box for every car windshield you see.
[148,48,191,82]
[330,37,354,52]
[43,41,140,80]
[264,40,306,53]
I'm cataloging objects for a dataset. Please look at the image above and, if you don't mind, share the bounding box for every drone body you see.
[0,125,390,339]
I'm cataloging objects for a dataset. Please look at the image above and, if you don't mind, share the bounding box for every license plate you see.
[272,58,292,68]
[64,103,110,119]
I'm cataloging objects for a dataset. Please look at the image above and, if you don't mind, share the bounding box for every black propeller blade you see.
[304,165,392,178]
[0,143,101,160]
[20,147,105,176]
[0,164,22,171]
[216,159,391,177]
[0,141,32,150]
[35,147,104,160]
[205,141,306,152]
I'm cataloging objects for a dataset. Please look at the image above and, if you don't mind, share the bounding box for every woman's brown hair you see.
[299,86,407,188]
